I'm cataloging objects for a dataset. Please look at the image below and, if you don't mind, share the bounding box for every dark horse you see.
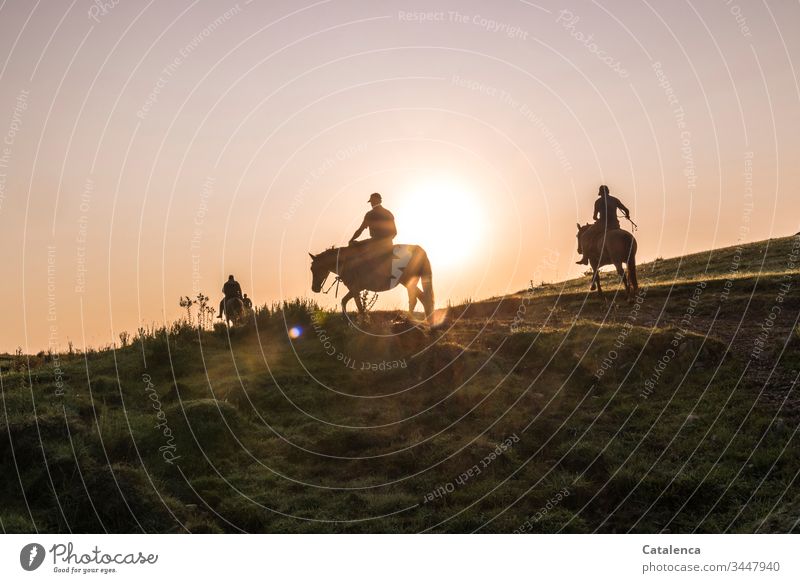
[309,244,434,320]
[223,297,244,325]
[576,223,639,300]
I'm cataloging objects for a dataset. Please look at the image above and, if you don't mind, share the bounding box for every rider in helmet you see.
[217,275,243,319]
[576,185,631,265]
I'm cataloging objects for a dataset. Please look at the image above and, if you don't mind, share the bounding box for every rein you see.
[322,275,342,297]
[619,214,638,232]
[316,247,345,297]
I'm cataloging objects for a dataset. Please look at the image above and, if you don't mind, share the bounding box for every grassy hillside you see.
[2,235,799,533]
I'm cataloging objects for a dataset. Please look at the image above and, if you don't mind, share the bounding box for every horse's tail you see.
[420,249,434,315]
[627,236,638,293]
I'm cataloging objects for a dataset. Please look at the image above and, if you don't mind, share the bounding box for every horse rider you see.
[217,275,243,319]
[576,184,631,265]
[348,192,397,288]
[349,192,397,246]
[242,294,253,310]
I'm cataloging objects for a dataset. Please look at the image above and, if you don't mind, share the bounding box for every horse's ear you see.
[576,222,580,230]
[308,252,316,260]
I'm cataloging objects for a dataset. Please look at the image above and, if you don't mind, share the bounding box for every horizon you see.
[4,229,795,355]
[1,0,799,352]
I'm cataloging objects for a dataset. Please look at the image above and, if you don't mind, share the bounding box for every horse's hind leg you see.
[419,283,434,321]
[624,263,635,301]
[614,261,628,292]
[406,277,419,313]
[611,259,633,300]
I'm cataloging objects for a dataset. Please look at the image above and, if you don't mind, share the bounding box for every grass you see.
[1,236,799,533]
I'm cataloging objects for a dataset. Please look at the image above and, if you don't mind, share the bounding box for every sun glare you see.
[394,179,486,266]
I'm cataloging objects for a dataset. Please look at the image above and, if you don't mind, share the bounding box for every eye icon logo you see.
[20,543,46,571]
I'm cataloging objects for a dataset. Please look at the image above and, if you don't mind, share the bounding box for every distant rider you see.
[217,275,243,319]
[576,184,631,265]
[242,293,253,310]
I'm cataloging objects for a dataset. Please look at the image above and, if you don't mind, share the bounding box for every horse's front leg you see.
[353,290,366,314]
[589,260,603,296]
[341,290,354,317]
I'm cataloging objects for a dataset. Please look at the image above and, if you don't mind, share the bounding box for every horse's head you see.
[576,222,590,254]
[309,249,334,293]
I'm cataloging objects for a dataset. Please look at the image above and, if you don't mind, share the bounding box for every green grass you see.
[519,234,799,297]
[1,236,799,533]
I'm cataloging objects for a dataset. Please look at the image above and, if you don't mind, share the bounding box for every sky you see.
[0,0,798,352]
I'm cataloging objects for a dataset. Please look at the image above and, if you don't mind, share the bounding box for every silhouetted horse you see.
[224,297,244,325]
[309,244,434,320]
[576,223,639,300]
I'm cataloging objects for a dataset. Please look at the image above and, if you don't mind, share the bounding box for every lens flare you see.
[288,326,303,339]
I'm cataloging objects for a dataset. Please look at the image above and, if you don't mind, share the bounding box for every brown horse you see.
[576,223,639,300]
[224,297,245,325]
[309,244,434,320]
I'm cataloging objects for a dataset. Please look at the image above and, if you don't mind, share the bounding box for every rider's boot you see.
[576,255,589,265]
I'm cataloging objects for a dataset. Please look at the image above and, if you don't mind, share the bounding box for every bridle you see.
[313,248,344,297]
[314,270,342,297]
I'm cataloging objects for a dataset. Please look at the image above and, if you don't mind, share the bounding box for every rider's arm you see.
[593,199,600,221]
[618,200,630,217]
[350,218,367,242]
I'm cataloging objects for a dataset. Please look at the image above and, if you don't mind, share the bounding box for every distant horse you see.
[224,297,245,325]
[576,223,639,300]
[309,244,434,320]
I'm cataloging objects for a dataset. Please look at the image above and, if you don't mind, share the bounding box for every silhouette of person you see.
[348,192,397,288]
[594,184,629,230]
[577,185,631,265]
[242,294,253,310]
[349,192,397,244]
[217,275,243,319]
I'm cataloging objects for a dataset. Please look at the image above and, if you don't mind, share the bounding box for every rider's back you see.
[223,280,241,297]
[364,205,397,240]
[594,195,625,228]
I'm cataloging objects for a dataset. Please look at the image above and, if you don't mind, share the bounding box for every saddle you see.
[347,239,407,290]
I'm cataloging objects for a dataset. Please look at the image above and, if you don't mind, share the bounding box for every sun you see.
[393,178,486,266]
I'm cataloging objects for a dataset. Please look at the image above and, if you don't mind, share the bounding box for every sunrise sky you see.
[1,0,798,352]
